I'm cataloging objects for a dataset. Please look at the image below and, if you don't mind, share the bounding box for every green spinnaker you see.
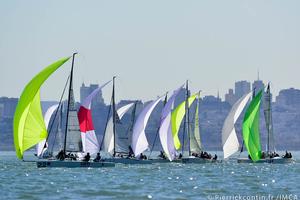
[171,94,197,150]
[13,57,70,159]
[242,90,263,162]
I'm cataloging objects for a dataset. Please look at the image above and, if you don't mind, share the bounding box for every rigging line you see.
[45,74,70,154]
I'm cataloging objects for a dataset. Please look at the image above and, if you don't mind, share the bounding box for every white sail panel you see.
[159,86,182,161]
[132,97,164,157]
[36,104,59,157]
[222,91,252,159]
[117,103,134,119]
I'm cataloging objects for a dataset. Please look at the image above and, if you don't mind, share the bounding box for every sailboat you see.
[169,81,217,163]
[101,77,152,164]
[14,53,114,168]
[229,84,294,164]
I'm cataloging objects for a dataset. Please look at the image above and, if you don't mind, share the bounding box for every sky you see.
[0,0,299,103]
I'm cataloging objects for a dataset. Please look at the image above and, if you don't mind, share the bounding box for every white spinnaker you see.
[222,91,252,159]
[132,96,164,157]
[159,86,182,161]
[36,104,59,157]
[79,80,111,155]
[103,103,135,155]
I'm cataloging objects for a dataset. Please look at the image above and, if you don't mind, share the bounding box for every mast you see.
[182,80,189,155]
[264,83,274,155]
[187,82,191,156]
[112,76,116,157]
[63,52,77,155]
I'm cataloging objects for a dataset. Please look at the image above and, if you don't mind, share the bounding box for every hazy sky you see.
[0,1,299,103]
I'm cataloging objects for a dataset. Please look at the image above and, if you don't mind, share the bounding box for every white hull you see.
[36,160,115,168]
[237,157,294,164]
[103,158,153,165]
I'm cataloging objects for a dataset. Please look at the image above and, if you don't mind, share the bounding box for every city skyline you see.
[1,1,300,102]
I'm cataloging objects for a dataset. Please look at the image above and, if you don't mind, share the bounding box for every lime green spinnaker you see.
[171,94,197,150]
[13,57,70,159]
[242,90,263,162]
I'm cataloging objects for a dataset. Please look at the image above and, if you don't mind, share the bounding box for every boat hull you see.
[103,158,153,165]
[237,157,294,164]
[182,157,218,164]
[36,160,115,168]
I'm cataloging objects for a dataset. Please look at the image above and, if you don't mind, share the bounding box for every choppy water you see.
[0,151,299,200]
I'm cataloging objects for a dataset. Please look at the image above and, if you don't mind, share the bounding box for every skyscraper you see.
[252,80,264,94]
[80,83,105,106]
[225,88,236,106]
[235,81,251,99]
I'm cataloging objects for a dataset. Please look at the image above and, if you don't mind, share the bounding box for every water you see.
[0,151,300,200]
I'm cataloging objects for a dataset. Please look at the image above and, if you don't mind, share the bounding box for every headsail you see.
[159,86,183,161]
[103,102,135,155]
[190,94,202,154]
[115,102,135,153]
[36,104,59,157]
[242,90,263,162]
[222,91,252,159]
[78,81,111,155]
[14,57,70,159]
[171,94,197,150]
[132,96,164,157]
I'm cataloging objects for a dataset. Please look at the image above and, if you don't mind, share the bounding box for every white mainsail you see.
[132,96,164,157]
[65,86,82,152]
[190,95,202,154]
[103,102,135,155]
[222,91,252,159]
[159,86,182,161]
[36,104,59,157]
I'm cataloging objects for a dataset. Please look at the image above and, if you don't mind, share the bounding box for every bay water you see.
[0,151,299,200]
